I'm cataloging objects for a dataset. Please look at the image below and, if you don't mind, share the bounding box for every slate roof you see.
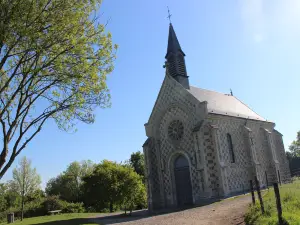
[188,86,266,121]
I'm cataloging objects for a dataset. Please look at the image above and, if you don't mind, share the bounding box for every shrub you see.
[23,198,45,217]
[0,198,45,222]
[0,196,85,222]
[244,203,261,225]
[0,211,7,223]
[61,202,85,213]
[85,206,97,213]
[42,195,64,212]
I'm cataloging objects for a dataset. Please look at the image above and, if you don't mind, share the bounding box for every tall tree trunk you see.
[21,161,26,221]
[130,204,132,216]
[109,201,113,213]
[21,193,24,221]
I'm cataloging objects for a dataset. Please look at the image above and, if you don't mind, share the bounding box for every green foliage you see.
[42,195,85,213]
[4,187,21,209]
[82,160,146,212]
[10,157,41,197]
[288,131,300,157]
[0,213,99,225]
[121,167,146,211]
[0,183,7,211]
[45,176,64,197]
[42,196,64,212]
[45,160,95,202]
[0,159,44,222]
[129,151,145,179]
[245,179,300,224]
[9,157,41,219]
[286,131,300,177]
[82,160,123,212]
[26,190,45,203]
[0,196,85,222]
[0,0,117,179]
[0,199,44,222]
[60,202,85,213]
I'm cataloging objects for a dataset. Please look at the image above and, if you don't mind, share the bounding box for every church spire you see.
[165,23,190,89]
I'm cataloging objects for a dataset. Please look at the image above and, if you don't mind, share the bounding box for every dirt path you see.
[91,195,252,225]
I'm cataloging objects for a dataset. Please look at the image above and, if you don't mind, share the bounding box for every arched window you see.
[174,155,189,169]
[227,133,235,163]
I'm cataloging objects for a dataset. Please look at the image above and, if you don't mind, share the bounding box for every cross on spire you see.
[167,6,172,23]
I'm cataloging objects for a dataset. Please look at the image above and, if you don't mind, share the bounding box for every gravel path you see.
[91,195,252,225]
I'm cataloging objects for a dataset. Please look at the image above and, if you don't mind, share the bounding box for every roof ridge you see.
[190,86,231,96]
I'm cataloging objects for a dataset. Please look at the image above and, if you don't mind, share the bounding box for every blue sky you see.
[2,0,300,188]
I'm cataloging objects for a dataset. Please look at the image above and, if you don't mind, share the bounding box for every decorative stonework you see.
[168,120,184,141]
[273,131,291,183]
[202,124,219,196]
[143,75,291,210]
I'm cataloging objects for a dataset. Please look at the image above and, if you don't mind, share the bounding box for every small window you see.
[250,137,254,145]
[227,133,235,163]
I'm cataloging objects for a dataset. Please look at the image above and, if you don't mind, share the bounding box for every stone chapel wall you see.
[273,131,291,183]
[255,128,276,186]
[143,138,162,210]
[208,115,286,195]
[209,116,253,195]
[200,124,222,198]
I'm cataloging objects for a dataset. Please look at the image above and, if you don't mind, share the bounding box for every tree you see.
[64,160,95,201]
[129,151,145,179]
[0,0,117,179]
[25,189,45,203]
[289,131,300,157]
[0,183,7,211]
[10,157,41,220]
[121,167,146,214]
[45,160,94,202]
[4,184,21,209]
[82,160,146,213]
[83,160,123,212]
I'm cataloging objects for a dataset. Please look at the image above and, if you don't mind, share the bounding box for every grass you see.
[0,213,101,225]
[245,179,300,225]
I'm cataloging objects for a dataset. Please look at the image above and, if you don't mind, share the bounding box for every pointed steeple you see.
[165,23,190,89]
[166,24,185,58]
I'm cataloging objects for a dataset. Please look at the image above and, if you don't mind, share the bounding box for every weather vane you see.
[167,6,172,23]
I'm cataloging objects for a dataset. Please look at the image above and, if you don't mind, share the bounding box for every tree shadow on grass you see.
[29,218,99,225]
[31,210,152,225]
[27,195,248,225]
[51,204,216,225]
[89,210,152,225]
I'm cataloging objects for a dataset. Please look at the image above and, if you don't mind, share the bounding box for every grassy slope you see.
[245,179,300,225]
[0,213,100,225]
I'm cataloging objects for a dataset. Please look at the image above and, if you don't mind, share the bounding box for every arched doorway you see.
[174,155,193,206]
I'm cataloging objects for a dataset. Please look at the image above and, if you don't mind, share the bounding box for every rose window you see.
[168,120,184,141]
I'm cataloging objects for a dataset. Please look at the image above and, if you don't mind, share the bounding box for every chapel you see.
[142,23,291,210]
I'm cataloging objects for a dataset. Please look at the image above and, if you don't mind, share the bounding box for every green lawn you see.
[0,213,101,225]
[245,179,300,225]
